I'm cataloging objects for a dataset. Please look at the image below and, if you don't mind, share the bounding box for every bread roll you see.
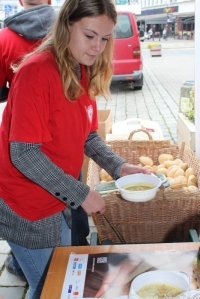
[167,166,183,178]
[173,168,185,178]
[170,176,187,189]
[177,175,187,185]
[187,174,197,187]
[174,158,183,164]
[167,165,180,171]
[158,154,174,164]
[152,165,158,172]
[156,167,168,176]
[157,164,165,169]
[164,160,179,169]
[139,156,153,166]
[180,163,188,171]
[188,185,199,193]
[185,167,195,179]
[143,165,153,170]
[99,169,113,182]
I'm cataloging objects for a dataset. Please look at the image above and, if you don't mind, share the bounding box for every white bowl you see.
[129,270,190,299]
[115,174,162,202]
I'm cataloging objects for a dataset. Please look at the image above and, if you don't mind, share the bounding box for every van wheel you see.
[134,75,143,90]
[134,86,142,90]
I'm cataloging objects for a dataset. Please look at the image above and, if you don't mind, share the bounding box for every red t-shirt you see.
[0,51,98,220]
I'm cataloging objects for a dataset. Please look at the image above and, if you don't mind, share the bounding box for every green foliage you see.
[146,42,161,49]
[185,86,195,123]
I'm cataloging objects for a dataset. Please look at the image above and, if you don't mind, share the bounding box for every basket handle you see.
[128,129,154,141]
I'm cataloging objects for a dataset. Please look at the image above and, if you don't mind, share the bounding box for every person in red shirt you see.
[0,0,56,101]
[0,0,57,282]
[0,0,151,298]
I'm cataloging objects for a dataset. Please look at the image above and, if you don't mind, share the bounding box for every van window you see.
[113,14,133,39]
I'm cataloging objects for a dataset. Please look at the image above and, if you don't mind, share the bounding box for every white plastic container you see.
[129,270,190,299]
[107,118,164,141]
[115,174,162,202]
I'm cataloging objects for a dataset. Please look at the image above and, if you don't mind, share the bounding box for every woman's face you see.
[68,15,114,66]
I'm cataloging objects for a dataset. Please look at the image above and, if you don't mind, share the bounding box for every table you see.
[40,242,200,299]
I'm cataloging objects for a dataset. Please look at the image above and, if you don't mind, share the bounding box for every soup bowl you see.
[129,270,190,299]
[115,173,162,202]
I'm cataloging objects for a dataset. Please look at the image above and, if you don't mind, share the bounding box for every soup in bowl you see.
[129,270,190,299]
[115,173,162,202]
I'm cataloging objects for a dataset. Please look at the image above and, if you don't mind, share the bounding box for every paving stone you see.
[0,287,25,299]
[0,268,27,287]
[0,254,9,270]
[0,242,11,255]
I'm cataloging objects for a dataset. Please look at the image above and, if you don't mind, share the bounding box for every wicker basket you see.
[86,129,200,244]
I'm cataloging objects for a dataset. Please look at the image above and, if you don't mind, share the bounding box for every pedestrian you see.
[0,0,152,298]
[148,27,152,39]
[0,0,57,283]
[163,28,167,40]
[0,0,56,102]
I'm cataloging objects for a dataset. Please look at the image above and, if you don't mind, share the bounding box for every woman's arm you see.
[84,131,152,179]
[10,141,106,215]
[84,131,126,179]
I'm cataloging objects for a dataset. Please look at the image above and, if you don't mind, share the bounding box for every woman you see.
[0,0,151,298]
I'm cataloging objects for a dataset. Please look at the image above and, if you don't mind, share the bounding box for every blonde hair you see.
[13,0,117,101]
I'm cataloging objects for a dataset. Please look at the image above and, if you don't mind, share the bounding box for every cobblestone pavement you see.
[97,37,195,144]
[0,37,195,299]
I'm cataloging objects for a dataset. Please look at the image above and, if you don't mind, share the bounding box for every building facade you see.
[136,0,195,39]
[0,0,195,40]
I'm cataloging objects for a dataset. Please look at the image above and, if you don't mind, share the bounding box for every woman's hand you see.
[120,163,153,177]
[81,190,106,215]
[94,257,143,298]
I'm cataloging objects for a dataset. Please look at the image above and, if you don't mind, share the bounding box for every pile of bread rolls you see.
[138,154,198,192]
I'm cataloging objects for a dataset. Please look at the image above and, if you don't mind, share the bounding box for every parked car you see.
[112,11,143,90]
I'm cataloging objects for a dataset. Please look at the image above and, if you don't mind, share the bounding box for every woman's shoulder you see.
[20,51,58,77]
[24,51,55,67]
[14,51,59,87]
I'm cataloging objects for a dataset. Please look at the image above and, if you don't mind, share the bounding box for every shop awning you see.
[182,16,194,24]
[136,14,175,25]
[145,16,168,24]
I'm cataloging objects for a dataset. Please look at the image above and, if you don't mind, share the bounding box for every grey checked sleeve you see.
[10,142,90,209]
[84,131,126,179]
[10,132,126,210]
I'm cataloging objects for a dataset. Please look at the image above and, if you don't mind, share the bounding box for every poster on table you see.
[60,249,198,299]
